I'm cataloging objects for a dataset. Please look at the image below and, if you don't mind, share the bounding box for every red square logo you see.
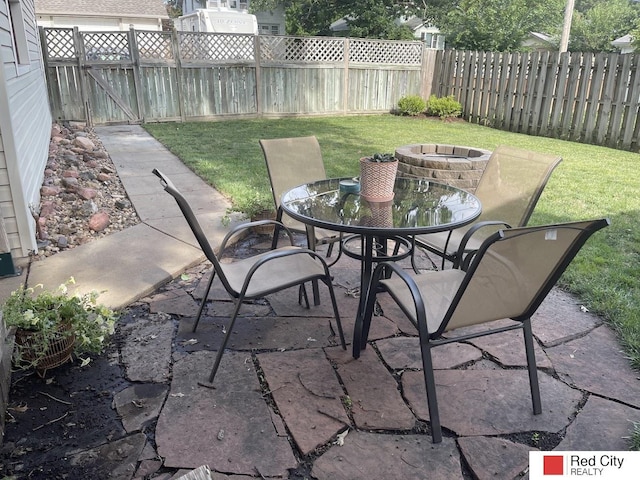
[543,455,564,475]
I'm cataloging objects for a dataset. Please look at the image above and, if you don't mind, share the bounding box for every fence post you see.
[73,27,92,126]
[128,28,144,123]
[39,27,54,114]
[254,34,262,117]
[343,38,349,114]
[171,29,186,122]
[421,47,436,100]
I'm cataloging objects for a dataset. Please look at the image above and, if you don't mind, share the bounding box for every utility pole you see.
[559,0,575,52]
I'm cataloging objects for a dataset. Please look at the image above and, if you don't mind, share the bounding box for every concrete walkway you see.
[2,126,639,479]
[0,125,237,309]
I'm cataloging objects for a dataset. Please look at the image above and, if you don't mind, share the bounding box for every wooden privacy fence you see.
[432,49,640,151]
[40,27,434,125]
[41,27,640,152]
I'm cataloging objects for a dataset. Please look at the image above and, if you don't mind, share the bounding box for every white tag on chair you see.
[545,229,557,240]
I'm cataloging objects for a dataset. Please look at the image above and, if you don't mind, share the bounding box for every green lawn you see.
[144,115,640,369]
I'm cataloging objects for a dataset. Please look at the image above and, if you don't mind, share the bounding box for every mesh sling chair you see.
[356,218,609,443]
[153,169,346,386]
[260,136,343,263]
[415,146,562,269]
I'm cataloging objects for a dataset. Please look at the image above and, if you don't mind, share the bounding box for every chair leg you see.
[304,226,323,305]
[353,268,381,358]
[203,298,244,386]
[420,340,442,443]
[271,208,284,250]
[324,278,346,349]
[311,281,321,306]
[523,318,542,415]
[408,236,421,274]
[192,268,217,333]
[298,284,310,309]
[325,237,344,267]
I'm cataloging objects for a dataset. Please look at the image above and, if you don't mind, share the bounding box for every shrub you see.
[426,94,462,120]
[396,95,427,116]
[3,278,117,370]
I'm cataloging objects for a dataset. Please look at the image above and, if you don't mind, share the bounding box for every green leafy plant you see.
[630,421,640,450]
[531,431,541,447]
[426,94,462,120]
[236,188,274,221]
[2,278,117,371]
[397,95,427,116]
[366,152,396,163]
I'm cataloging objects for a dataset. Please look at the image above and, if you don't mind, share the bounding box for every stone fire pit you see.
[395,144,492,192]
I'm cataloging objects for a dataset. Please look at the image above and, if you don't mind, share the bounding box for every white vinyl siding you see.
[36,15,162,31]
[0,0,52,261]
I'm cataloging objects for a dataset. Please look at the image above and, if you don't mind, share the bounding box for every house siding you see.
[35,0,169,31]
[0,0,52,262]
[36,15,162,31]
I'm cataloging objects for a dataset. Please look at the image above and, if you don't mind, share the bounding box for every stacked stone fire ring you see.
[394,144,492,193]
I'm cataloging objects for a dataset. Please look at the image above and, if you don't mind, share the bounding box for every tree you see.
[335,0,415,40]
[569,0,640,52]
[630,26,640,52]
[412,0,455,27]
[439,0,564,52]
[285,0,341,36]
[165,0,183,18]
[250,0,427,39]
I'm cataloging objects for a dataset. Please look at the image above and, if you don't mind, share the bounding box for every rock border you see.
[34,123,141,259]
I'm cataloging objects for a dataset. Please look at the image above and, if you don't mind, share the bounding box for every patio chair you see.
[356,218,609,443]
[260,136,342,263]
[415,146,562,269]
[152,169,346,386]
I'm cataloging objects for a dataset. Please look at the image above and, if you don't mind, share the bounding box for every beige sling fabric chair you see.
[260,136,342,263]
[415,146,562,269]
[356,218,609,443]
[153,169,346,387]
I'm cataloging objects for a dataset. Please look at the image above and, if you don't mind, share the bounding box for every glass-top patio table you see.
[280,177,482,356]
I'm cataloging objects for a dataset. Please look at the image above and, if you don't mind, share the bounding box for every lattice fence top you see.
[82,32,131,61]
[259,36,344,63]
[137,31,174,60]
[350,39,423,65]
[41,28,427,66]
[43,28,75,59]
[179,32,254,61]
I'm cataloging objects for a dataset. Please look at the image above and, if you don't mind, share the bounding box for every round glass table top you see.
[281,177,482,235]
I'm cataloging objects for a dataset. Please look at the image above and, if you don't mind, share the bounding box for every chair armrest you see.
[220,219,296,252]
[239,247,330,295]
[454,220,512,269]
[369,262,429,334]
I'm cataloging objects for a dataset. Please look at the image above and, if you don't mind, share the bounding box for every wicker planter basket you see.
[359,157,398,202]
[250,209,277,235]
[14,324,75,377]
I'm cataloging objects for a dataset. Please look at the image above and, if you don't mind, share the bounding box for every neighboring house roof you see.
[329,17,350,32]
[612,34,634,51]
[404,17,425,30]
[34,0,169,19]
[521,32,554,50]
[529,32,552,43]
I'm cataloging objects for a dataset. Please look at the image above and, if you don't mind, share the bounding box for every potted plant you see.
[1,278,117,377]
[247,201,278,235]
[359,152,399,202]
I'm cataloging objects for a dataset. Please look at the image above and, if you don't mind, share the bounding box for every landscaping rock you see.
[33,123,140,259]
